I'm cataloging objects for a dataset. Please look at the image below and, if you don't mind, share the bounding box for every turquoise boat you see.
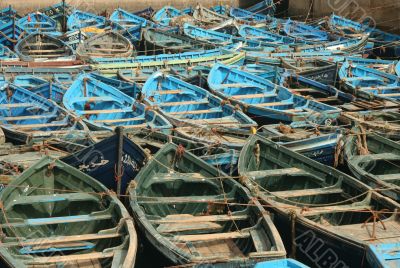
[63,74,172,132]
[367,242,400,268]
[230,7,268,23]
[12,75,48,89]
[110,7,149,28]
[142,71,257,131]
[0,44,18,60]
[255,259,309,268]
[238,25,297,45]
[284,18,330,43]
[207,63,342,124]
[396,61,400,76]
[152,6,182,26]
[31,82,66,104]
[339,61,400,101]
[89,72,140,98]
[67,9,106,31]
[17,12,58,34]
[129,143,286,266]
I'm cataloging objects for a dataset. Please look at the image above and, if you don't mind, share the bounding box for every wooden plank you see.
[79,109,127,115]
[254,102,293,107]
[139,196,234,204]
[174,231,250,242]
[28,252,114,264]
[301,205,371,216]
[160,100,209,107]
[94,117,144,123]
[375,174,400,181]
[378,93,400,97]
[154,90,184,95]
[157,221,221,233]
[245,168,304,179]
[7,193,98,208]
[1,114,56,121]
[232,93,268,99]
[169,109,222,115]
[14,122,68,129]
[272,188,343,198]
[2,232,122,247]
[290,88,320,93]
[151,214,248,224]
[0,103,35,109]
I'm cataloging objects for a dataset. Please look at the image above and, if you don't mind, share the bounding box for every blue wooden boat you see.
[324,56,397,73]
[62,132,147,194]
[280,72,355,106]
[31,82,66,104]
[110,22,141,45]
[12,75,48,89]
[327,14,369,36]
[255,259,309,268]
[17,12,57,34]
[152,6,182,26]
[0,18,22,47]
[246,0,275,15]
[208,63,342,124]
[67,9,106,31]
[38,1,71,23]
[396,61,400,76]
[63,74,172,132]
[284,18,330,43]
[15,33,75,61]
[53,73,75,89]
[339,61,400,101]
[261,123,342,166]
[110,8,149,28]
[76,31,134,61]
[210,5,228,15]
[89,72,140,98]
[295,35,370,54]
[129,142,286,266]
[239,25,297,45]
[0,6,19,21]
[183,23,270,49]
[0,83,87,143]
[142,71,257,131]
[230,6,268,23]
[0,44,18,60]
[367,242,400,268]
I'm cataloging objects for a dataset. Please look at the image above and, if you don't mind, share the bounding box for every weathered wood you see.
[169,109,222,115]
[160,100,209,107]
[272,187,343,198]
[174,231,250,242]
[151,214,249,224]
[301,205,371,216]
[255,102,294,107]
[28,252,114,264]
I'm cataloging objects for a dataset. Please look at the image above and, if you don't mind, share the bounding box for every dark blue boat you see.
[17,12,58,34]
[62,133,147,194]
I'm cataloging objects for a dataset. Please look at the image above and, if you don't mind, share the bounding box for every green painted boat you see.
[345,126,400,201]
[238,135,400,267]
[129,143,286,266]
[0,157,137,267]
[92,51,245,76]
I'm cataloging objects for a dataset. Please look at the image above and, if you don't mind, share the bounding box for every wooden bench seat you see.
[301,205,371,216]
[173,230,251,242]
[271,187,343,198]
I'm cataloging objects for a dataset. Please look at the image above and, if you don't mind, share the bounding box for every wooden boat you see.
[93,49,245,75]
[12,75,48,89]
[280,58,338,84]
[129,143,286,266]
[110,22,141,45]
[284,19,330,43]
[246,0,275,15]
[89,72,140,98]
[76,31,134,61]
[152,6,182,26]
[0,83,88,143]
[60,30,88,51]
[31,82,66,104]
[345,127,400,201]
[62,132,147,194]
[0,19,22,48]
[143,28,214,55]
[367,242,400,268]
[295,35,370,54]
[327,14,369,37]
[341,110,400,141]
[207,63,342,125]
[0,6,19,21]
[280,72,355,107]
[142,71,257,131]
[261,123,342,166]
[238,134,400,267]
[63,74,172,132]
[110,8,149,28]
[67,9,106,31]
[238,25,297,45]
[17,12,57,33]
[193,4,229,25]
[0,44,18,60]
[396,61,400,76]
[15,33,74,61]
[255,259,309,268]
[230,7,268,23]
[338,61,400,101]
[0,156,137,267]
